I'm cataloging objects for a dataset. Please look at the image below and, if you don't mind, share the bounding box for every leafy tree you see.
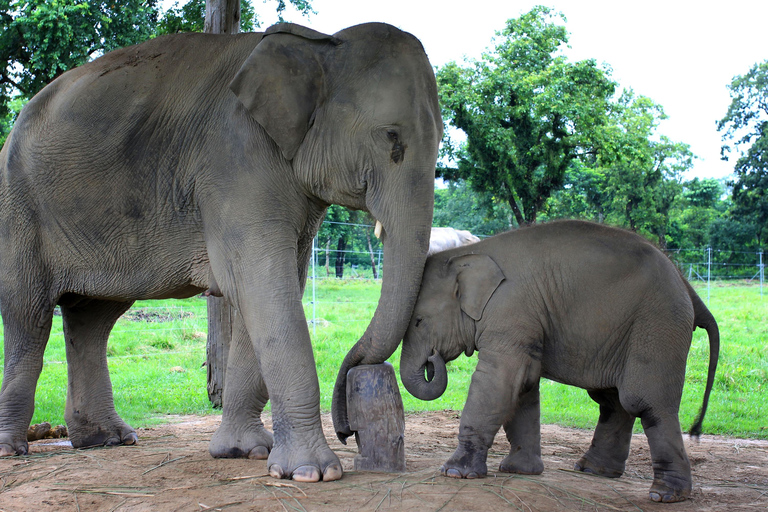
[316,205,350,278]
[599,92,693,249]
[157,0,313,35]
[667,178,726,249]
[156,0,206,34]
[0,0,159,130]
[437,6,616,226]
[718,60,768,247]
[314,206,382,279]
[433,181,512,236]
[541,163,607,222]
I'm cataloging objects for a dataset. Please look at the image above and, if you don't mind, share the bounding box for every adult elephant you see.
[0,22,441,483]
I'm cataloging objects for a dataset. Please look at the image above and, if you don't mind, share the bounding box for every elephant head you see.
[399,253,505,401]
[228,23,442,440]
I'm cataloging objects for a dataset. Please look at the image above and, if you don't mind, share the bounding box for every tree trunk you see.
[335,236,347,278]
[204,0,241,34]
[205,0,241,407]
[206,297,232,407]
[366,230,378,279]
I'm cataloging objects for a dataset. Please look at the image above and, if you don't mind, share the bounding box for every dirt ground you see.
[0,412,766,512]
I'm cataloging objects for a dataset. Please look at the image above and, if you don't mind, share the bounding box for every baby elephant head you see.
[400,253,505,400]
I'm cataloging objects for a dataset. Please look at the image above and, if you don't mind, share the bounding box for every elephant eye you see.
[387,129,406,164]
[414,317,423,327]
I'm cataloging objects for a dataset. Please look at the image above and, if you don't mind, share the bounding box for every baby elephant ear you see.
[450,254,506,321]
[229,23,341,160]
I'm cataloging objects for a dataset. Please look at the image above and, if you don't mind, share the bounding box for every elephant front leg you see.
[499,380,544,475]
[209,308,273,460]
[211,256,341,482]
[574,389,634,478]
[61,299,138,448]
[258,314,342,482]
[442,350,537,479]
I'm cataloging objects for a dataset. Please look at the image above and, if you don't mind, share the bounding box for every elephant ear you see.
[229,23,341,160]
[450,254,506,321]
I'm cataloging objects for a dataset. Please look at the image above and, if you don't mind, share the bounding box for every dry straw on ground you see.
[1,412,766,511]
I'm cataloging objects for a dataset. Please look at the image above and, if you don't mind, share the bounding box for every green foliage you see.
[433,181,511,236]
[314,206,381,279]
[666,178,725,249]
[0,0,159,120]
[0,95,25,148]
[541,91,695,249]
[156,0,313,35]
[156,0,260,34]
[718,60,768,246]
[156,0,205,34]
[9,281,765,438]
[437,6,616,226]
[596,91,693,248]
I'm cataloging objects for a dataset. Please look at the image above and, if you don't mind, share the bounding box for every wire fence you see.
[664,247,765,302]
[4,222,766,367]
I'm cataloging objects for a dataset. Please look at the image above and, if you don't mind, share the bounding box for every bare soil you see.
[1,411,766,511]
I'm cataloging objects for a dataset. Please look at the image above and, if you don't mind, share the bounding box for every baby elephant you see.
[400,220,719,503]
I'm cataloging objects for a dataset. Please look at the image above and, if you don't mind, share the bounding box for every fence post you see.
[707,246,711,304]
[760,250,764,299]
[312,235,317,336]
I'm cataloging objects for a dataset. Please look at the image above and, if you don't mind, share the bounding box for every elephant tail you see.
[686,280,720,438]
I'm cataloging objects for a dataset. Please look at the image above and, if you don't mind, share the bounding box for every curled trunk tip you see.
[401,350,447,401]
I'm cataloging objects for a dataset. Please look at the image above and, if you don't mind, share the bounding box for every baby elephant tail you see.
[685,280,720,438]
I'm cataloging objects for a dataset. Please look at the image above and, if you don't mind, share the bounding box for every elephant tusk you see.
[374,220,383,239]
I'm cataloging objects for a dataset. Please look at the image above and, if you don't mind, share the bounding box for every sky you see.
[178,0,768,181]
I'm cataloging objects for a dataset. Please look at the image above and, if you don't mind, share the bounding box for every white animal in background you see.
[428,227,481,256]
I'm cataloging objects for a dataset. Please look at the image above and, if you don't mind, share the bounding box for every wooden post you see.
[346,363,406,472]
[205,0,241,407]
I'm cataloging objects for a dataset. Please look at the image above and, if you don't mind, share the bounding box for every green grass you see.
[1,279,766,439]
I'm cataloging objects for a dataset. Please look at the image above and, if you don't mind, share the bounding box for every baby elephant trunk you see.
[399,346,448,401]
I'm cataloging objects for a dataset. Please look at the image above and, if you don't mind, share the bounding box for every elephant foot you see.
[440,445,488,479]
[68,418,138,449]
[0,432,28,456]
[209,421,274,460]
[649,480,690,503]
[647,468,691,503]
[574,454,625,479]
[267,441,342,482]
[499,448,544,475]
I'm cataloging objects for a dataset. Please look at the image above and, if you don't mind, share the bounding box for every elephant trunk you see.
[399,344,448,401]
[331,208,431,443]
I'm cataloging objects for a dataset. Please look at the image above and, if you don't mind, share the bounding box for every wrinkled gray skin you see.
[0,22,441,482]
[427,227,480,256]
[400,220,719,502]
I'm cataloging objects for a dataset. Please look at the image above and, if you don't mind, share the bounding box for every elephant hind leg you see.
[574,389,634,478]
[209,307,273,460]
[638,408,691,502]
[60,297,138,448]
[0,295,55,456]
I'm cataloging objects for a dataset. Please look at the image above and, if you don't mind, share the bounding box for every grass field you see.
[2,278,766,439]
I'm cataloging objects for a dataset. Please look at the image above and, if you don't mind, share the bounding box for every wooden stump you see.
[346,362,406,472]
[206,296,232,408]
